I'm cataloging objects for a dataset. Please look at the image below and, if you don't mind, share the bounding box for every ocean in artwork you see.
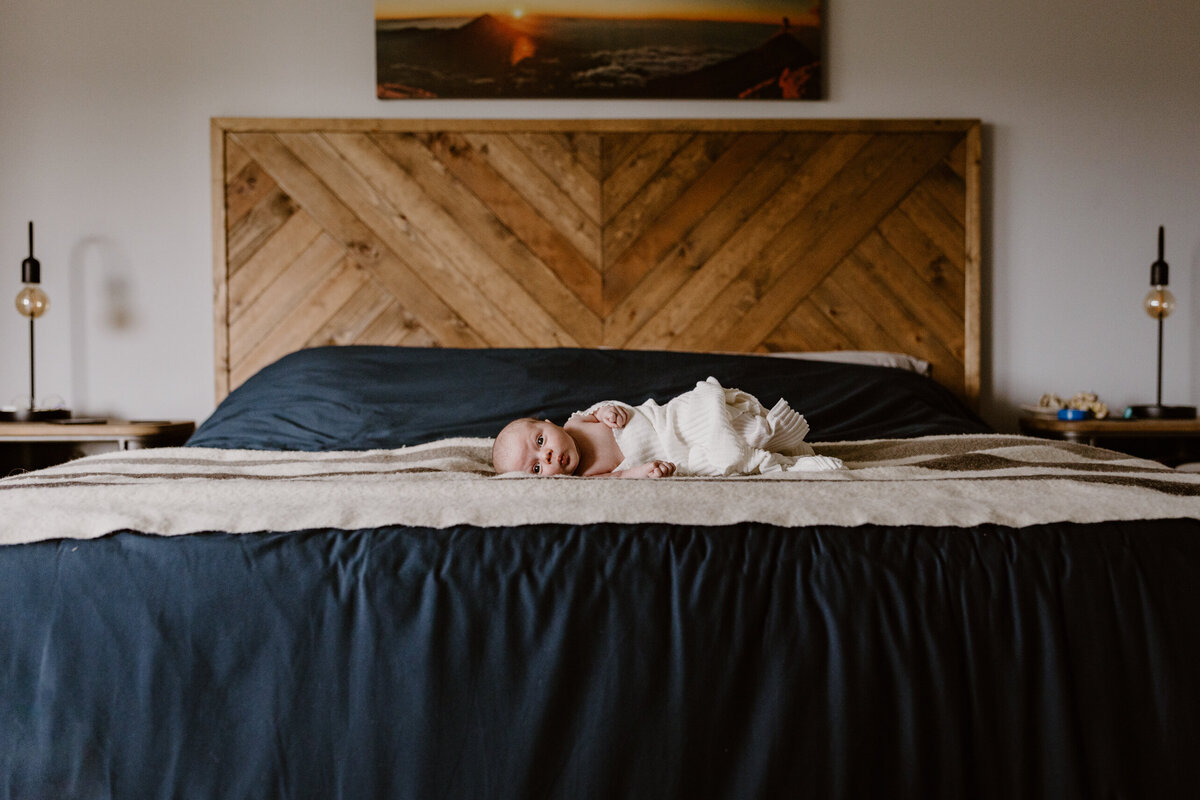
[375,12,822,99]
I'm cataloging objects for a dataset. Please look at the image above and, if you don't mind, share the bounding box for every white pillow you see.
[766,350,932,377]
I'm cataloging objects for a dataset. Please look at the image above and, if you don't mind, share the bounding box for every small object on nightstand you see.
[1058,408,1087,421]
[1029,392,1109,420]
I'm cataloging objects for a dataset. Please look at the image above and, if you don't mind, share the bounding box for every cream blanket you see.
[2,434,1199,546]
[578,377,843,475]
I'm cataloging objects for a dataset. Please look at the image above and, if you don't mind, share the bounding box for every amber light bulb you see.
[1144,227,1173,319]
[1143,285,1175,320]
[15,284,49,318]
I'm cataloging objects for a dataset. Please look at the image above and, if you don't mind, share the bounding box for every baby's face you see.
[493,419,580,476]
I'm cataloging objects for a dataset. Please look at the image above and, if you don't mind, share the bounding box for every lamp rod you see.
[28,221,34,259]
[1156,315,1163,408]
[29,318,36,412]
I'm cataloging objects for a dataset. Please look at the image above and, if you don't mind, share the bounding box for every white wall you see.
[2,0,1198,430]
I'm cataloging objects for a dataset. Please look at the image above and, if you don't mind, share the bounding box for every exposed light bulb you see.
[1143,285,1175,320]
[15,285,49,318]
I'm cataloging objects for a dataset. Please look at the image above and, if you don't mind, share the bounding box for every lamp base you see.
[0,407,72,422]
[1125,404,1198,420]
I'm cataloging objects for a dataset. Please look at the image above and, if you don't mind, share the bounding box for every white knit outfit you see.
[575,377,844,476]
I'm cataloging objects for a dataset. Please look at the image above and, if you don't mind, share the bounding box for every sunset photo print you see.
[375,2,822,99]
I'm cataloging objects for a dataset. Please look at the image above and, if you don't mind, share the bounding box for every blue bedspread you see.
[4,520,1200,798]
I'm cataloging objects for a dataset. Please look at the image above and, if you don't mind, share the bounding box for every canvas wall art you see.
[375,2,822,99]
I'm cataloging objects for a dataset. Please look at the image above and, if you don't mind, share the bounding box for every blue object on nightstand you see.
[1058,408,1087,421]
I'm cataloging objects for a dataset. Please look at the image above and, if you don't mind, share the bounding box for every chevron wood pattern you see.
[213,119,981,404]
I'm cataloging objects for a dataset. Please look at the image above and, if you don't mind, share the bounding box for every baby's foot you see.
[787,455,844,472]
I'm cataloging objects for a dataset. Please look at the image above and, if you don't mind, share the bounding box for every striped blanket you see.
[2,435,1199,546]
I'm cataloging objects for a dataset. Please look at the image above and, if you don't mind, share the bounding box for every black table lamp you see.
[2,222,71,421]
[1126,226,1196,420]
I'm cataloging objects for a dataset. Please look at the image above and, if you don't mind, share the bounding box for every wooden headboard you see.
[212,118,980,404]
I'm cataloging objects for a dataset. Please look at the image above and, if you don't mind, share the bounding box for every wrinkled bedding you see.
[3,434,1199,545]
[6,346,1200,799]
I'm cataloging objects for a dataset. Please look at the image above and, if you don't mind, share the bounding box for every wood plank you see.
[811,273,964,394]
[223,137,253,184]
[915,159,966,227]
[230,131,484,349]
[605,132,826,344]
[602,133,648,180]
[806,278,909,353]
[602,132,784,315]
[943,138,967,181]
[304,277,397,348]
[564,131,601,180]
[229,232,346,368]
[226,187,300,274]
[356,297,433,346]
[624,132,872,348]
[278,131,544,348]
[898,184,966,271]
[352,130,600,345]
[852,231,966,358]
[212,124,231,401]
[876,210,965,312]
[602,133,692,224]
[673,132,961,352]
[602,132,738,270]
[412,131,603,322]
[393,323,440,348]
[751,135,928,293]
[763,299,857,353]
[962,123,982,404]
[225,159,278,233]
[215,117,981,135]
[232,256,369,388]
[229,211,323,324]
[455,131,602,257]
[827,252,963,388]
[506,132,602,224]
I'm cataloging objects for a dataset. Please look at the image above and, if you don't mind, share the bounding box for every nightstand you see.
[1018,416,1200,468]
[0,419,195,477]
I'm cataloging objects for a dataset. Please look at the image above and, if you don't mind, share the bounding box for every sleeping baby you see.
[491,377,844,477]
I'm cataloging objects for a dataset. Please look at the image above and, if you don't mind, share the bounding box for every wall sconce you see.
[1,222,71,421]
[1126,226,1196,420]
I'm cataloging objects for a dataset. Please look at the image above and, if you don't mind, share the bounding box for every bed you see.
[3,118,1200,799]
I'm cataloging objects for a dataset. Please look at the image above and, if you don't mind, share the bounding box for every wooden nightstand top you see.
[1018,415,1200,467]
[1019,416,1200,438]
[0,419,195,444]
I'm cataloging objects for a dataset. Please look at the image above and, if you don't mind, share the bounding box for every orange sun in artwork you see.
[512,7,524,18]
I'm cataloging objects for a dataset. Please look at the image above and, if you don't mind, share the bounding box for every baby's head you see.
[492,417,580,476]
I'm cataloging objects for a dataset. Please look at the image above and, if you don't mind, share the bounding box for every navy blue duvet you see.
[3,348,1198,798]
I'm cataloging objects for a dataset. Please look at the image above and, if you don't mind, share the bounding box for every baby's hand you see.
[595,404,630,430]
[622,460,676,478]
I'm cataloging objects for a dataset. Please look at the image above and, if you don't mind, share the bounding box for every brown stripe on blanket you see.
[39,448,492,470]
[0,467,491,489]
[819,437,1141,463]
[989,473,1200,497]
[908,453,1176,473]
